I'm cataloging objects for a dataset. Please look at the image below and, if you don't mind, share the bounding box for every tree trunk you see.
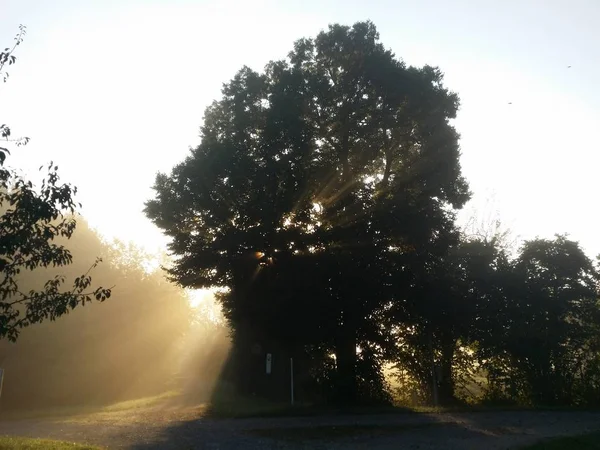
[335,325,357,405]
[437,338,456,404]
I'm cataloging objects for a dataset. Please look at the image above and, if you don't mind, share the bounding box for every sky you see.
[1,0,599,258]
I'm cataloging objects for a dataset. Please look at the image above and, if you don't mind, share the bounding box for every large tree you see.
[0,26,111,341]
[146,21,469,403]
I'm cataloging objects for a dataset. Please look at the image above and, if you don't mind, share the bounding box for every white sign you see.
[266,353,272,374]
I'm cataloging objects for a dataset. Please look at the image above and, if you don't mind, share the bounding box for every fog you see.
[0,217,230,411]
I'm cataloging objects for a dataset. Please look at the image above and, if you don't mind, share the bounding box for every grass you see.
[404,403,600,414]
[246,422,445,442]
[204,397,313,418]
[521,432,600,449]
[204,394,600,419]
[0,390,181,422]
[204,394,424,419]
[3,387,599,424]
[204,380,600,419]
[0,437,100,449]
[99,390,180,412]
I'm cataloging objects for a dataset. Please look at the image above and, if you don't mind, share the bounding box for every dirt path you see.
[0,407,599,449]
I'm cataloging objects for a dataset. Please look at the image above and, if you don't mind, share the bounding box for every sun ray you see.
[186,288,213,309]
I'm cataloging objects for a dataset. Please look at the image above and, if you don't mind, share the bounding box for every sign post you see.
[266,353,272,375]
[428,330,438,407]
[290,358,294,406]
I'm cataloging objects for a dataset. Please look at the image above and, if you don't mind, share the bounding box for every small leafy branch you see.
[0,158,115,341]
[0,24,26,82]
[0,25,113,341]
[1,25,30,161]
[0,258,114,342]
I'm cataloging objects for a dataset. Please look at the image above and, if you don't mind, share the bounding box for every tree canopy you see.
[146,21,470,403]
[146,20,600,407]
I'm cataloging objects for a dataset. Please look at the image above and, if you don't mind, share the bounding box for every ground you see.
[523,431,600,449]
[0,436,99,449]
[1,399,600,449]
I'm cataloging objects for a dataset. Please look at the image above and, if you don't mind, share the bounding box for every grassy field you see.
[3,388,600,424]
[0,437,100,449]
[0,390,181,422]
[204,394,600,419]
[522,432,600,449]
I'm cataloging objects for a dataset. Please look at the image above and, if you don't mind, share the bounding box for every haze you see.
[1,0,599,259]
[3,2,600,448]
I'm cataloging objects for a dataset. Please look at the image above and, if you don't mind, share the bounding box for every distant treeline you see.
[0,218,227,411]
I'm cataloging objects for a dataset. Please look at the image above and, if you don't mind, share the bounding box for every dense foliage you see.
[147,21,600,406]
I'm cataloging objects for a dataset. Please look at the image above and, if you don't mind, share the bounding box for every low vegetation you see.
[0,437,100,450]
[0,391,182,422]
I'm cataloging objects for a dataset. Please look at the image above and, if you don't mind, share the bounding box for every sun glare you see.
[187,289,213,309]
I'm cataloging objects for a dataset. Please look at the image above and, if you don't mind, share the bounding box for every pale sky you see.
[1,0,599,258]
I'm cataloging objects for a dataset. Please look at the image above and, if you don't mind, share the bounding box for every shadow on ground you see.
[125,410,600,450]
[126,412,486,450]
[2,401,600,449]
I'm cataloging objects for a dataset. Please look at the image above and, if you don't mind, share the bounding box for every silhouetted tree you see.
[0,26,110,342]
[146,21,469,404]
[389,229,506,404]
[479,235,600,405]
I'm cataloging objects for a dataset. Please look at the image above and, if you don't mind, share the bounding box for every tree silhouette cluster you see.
[146,21,600,406]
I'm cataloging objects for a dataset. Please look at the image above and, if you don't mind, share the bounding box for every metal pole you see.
[0,367,4,414]
[290,358,294,406]
[429,329,438,407]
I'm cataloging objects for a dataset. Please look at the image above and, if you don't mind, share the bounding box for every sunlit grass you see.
[62,391,190,426]
[0,391,182,422]
[0,437,100,449]
[100,390,180,412]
